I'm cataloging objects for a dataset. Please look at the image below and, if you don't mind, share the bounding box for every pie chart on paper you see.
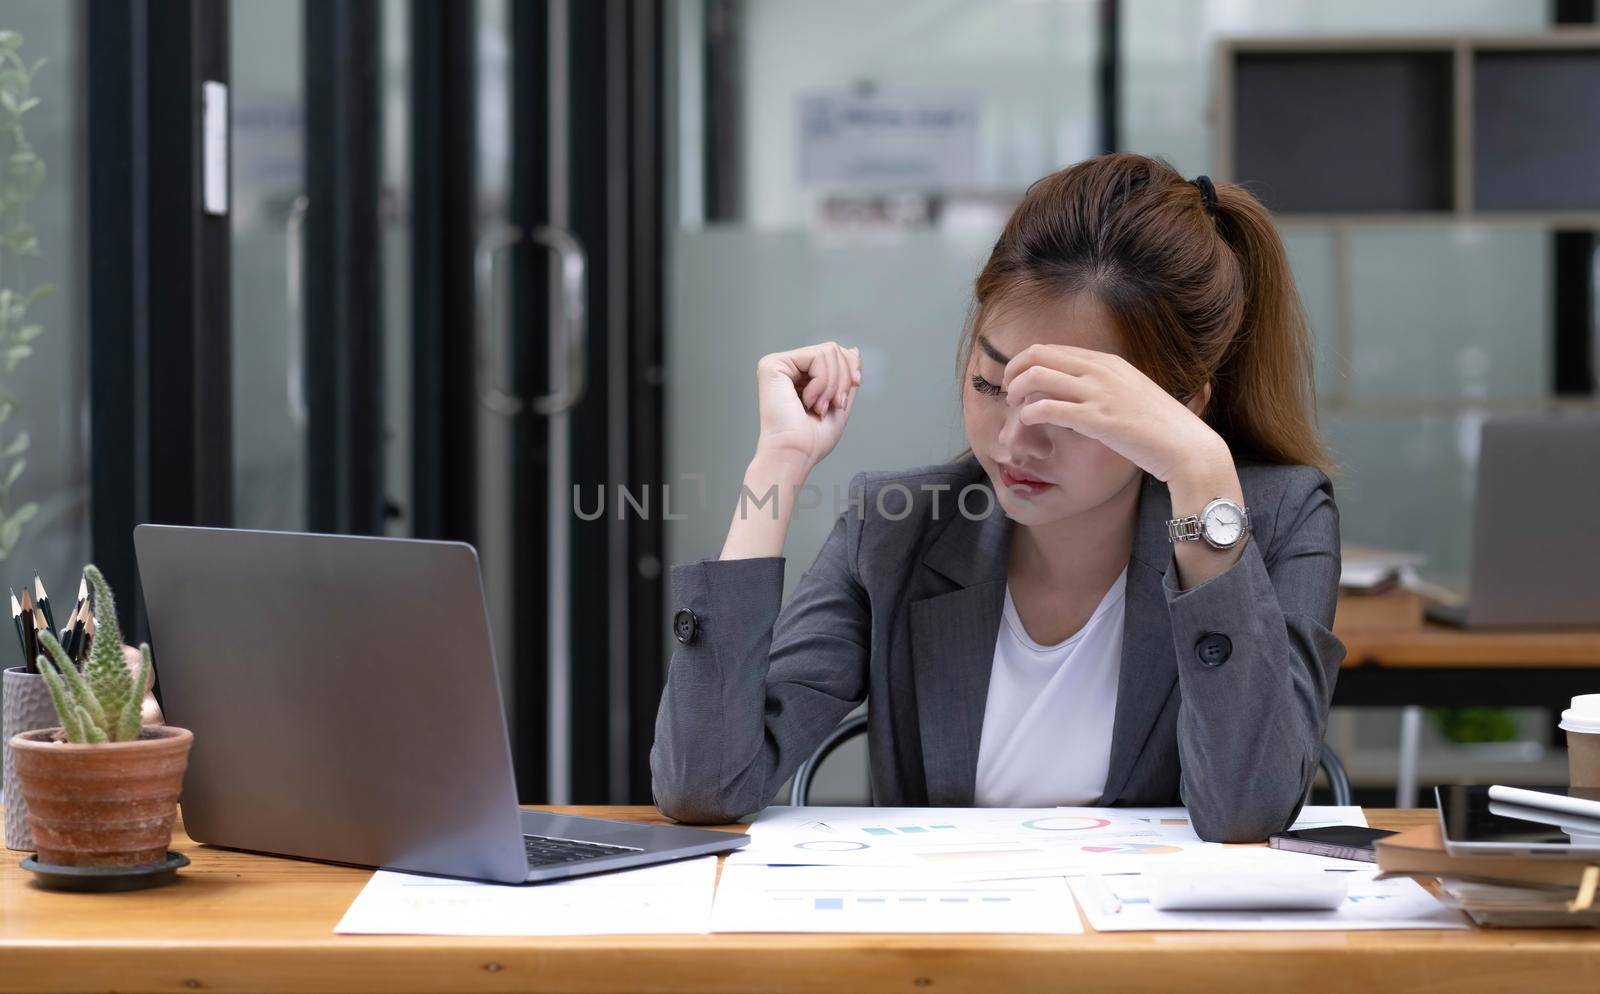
[1019,816,1112,832]
[1079,842,1183,855]
[794,840,870,852]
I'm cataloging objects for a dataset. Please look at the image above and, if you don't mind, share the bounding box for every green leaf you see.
[0,501,36,552]
[4,344,31,371]
[0,32,19,51]
[83,566,134,719]
[0,90,17,115]
[42,631,107,731]
[15,323,40,342]
[16,96,37,115]
[115,646,152,741]
[76,705,107,743]
[1,429,28,457]
[5,456,25,487]
[28,283,55,302]
[36,654,78,736]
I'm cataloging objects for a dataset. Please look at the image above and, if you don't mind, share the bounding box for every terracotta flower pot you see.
[8,725,192,867]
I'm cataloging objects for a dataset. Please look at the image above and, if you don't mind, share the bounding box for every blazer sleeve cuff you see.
[1159,539,1274,671]
[669,557,787,660]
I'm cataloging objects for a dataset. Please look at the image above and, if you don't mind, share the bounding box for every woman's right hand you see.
[753,341,863,474]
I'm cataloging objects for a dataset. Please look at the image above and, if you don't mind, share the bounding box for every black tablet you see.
[1435,785,1600,857]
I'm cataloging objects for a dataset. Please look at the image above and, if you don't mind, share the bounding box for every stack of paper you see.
[710,804,1465,934]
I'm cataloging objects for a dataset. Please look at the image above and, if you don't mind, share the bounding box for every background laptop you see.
[134,525,747,884]
[1425,414,1600,629]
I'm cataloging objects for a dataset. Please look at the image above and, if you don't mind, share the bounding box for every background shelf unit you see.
[1214,31,1600,222]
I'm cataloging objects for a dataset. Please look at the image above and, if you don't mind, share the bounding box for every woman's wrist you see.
[1165,432,1246,589]
[1165,431,1239,514]
[747,448,814,488]
[719,452,812,560]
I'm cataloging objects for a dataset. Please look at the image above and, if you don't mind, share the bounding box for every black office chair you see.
[789,712,1352,807]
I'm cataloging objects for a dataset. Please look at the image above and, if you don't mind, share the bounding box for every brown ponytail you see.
[958,153,1334,475]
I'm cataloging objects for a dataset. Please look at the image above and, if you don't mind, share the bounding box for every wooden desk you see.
[3,806,1597,994]
[1333,597,1600,708]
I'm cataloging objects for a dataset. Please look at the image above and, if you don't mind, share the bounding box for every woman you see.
[650,153,1345,842]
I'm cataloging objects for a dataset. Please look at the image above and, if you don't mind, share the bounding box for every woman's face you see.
[962,293,1144,526]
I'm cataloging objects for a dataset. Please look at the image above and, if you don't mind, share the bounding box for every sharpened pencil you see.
[31,606,46,665]
[10,590,24,670]
[80,610,95,667]
[62,599,82,661]
[18,587,36,673]
[33,575,55,633]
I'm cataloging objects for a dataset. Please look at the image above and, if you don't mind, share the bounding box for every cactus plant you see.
[33,565,151,743]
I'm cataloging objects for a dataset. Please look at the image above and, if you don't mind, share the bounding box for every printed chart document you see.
[730,805,1369,875]
[711,863,1084,934]
[1069,869,1466,932]
[335,855,718,936]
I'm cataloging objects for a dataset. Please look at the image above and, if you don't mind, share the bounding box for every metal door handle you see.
[526,226,588,415]
[474,224,589,417]
[285,195,310,427]
[475,223,526,416]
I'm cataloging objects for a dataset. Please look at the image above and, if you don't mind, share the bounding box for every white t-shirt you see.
[973,565,1127,807]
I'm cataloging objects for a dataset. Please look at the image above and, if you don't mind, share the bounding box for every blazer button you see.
[1196,632,1232,667]
[673,608,699,645]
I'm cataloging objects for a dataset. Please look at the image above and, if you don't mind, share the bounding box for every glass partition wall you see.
[666,0,1595,805]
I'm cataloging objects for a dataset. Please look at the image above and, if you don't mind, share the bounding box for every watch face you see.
[1203,501,1245,547]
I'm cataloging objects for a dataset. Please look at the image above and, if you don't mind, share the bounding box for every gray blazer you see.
[650,454,1345,842]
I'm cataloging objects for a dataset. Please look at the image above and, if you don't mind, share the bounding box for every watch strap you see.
[1167,501,1251,546]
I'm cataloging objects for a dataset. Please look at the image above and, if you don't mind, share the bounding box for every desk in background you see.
[1332,593,1600,805]
[3,805,1598,994]
[1334,594,1600,708]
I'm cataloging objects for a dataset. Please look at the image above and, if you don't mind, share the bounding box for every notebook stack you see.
[1375,824,1600,928]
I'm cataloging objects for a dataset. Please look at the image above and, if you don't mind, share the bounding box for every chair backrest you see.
[789,713,1353,807]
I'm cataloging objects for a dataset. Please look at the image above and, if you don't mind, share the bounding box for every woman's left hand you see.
[1001,344,1226,483]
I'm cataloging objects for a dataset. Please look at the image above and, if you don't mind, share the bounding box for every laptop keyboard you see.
[523,833,641,868]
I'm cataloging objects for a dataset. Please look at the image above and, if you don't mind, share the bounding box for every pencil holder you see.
[4,665,60,851]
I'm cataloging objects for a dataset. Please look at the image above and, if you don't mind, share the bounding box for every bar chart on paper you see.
[861,822,960,835]
[710,864,1084,934]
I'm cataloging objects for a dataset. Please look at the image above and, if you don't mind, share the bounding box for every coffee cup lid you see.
[1560,693,1600,734]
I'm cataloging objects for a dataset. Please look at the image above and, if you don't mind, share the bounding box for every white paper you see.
[1070,869,1466,931]
[952,840,1362,882]
[711,863,1083,934]
[731,805,1371,876]
[734,806,1079,868]
[335,856,718,936]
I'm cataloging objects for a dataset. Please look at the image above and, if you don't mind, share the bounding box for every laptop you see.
[1424,414,1600,628]
[133,525,747,884]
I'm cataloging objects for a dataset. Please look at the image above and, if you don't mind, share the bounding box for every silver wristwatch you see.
[1167,497,1251,550]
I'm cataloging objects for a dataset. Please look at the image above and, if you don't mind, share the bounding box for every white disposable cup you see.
[1560,694,1600,788]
